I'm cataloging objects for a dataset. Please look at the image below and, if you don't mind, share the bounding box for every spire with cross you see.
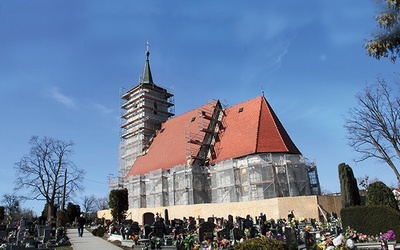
[141,40,154,85]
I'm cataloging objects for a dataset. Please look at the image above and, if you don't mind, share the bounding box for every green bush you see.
[366,181,399,211]
[341,205,400,240]
[234,237,285,250]
[94,226,105,237]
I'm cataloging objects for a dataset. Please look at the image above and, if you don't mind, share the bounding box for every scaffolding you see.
[123,100,320,209]
[169,165,193,206]
[114,83,174,191]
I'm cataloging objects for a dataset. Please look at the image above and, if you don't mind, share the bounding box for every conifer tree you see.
[109,188,129,223]
[338,163,362,208]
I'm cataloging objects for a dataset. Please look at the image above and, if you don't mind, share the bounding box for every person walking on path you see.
[77,214,86,237]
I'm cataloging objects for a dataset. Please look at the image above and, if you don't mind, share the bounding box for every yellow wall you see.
[97,195,342,224]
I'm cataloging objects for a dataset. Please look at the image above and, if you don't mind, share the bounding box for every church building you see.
[109,46,321,213]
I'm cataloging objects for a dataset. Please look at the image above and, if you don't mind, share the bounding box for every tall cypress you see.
[338,163,361,208]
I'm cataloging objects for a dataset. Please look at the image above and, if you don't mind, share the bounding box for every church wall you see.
[98,195,341,224]
[125,153,316,209]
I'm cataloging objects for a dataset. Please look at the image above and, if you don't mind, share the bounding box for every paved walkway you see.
[67,228,176,250]
[66,228,124,250]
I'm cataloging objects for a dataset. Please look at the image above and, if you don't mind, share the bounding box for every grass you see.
[55,246,73,250]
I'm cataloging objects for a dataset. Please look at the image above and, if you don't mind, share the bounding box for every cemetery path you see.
[66,228,124,250]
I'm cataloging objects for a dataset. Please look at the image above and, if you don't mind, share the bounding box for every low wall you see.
[97,195,341,224]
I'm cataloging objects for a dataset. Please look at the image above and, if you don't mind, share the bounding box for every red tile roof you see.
[211,96,300,164]
[125,100,218,176]
[125,96,300,178]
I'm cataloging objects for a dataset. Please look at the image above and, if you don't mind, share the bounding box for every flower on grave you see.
[345,238,355,249]
[332,234,344,247]
[183,233,196,249]
[265,231,273,238]
[344,227,357,240]
[289,217,298,228]
[219,238,229,247]
[382,230,396,241]
[192,243,200,250]
[305,225,312,232]
[275,234,284,242]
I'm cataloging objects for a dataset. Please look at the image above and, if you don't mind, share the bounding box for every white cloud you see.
[49,87,76,108]
[91,102,113,114]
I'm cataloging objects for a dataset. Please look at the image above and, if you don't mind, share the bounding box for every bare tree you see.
[345,74,400,181]
[95,196,109,211]
[14,136,85,219]
[1,194,21,219]
[81,195,96,214]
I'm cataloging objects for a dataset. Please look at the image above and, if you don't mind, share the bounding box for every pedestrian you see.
[77,214,86,237]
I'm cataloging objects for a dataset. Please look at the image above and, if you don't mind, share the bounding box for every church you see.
[105,46,328,221]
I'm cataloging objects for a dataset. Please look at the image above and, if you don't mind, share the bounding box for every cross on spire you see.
[145,40,150,52]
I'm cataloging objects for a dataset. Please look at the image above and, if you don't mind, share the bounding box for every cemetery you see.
[0,193,399,250]
[0,217,70,250]
[100,209,397,250]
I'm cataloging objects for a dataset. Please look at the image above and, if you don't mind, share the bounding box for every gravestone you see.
[151,220,166,238]
[43,228,52,243]
[198,221,215,242]
[227,215,233,226]
[285,227,298,250]
[187,217,196,231]
[231,228,244,241]
[217,227,230,239]
[164,209,170,226]
[143,225,152,238]
[236,216,244,230]
[243,215,253,229]
[129,221,140,235]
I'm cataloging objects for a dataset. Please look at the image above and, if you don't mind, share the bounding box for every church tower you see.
[114,43,175,188]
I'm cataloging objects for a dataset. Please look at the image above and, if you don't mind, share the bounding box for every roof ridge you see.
[264,99,289,152]
[172,99,219,118]
[255,96,263,152]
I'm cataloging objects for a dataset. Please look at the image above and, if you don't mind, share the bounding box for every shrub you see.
[341,205,400,240]
[366,181,399,210]
[94,226,105,237]
[234,237,285,250]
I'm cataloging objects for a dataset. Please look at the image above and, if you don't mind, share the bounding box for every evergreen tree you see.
[366,181,399,210]
[66,202,81,224]
[109,188,129,223]
[365,0,400,62]
[338,163,362,208]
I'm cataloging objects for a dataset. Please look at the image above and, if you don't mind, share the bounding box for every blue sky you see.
[0,1,398,215]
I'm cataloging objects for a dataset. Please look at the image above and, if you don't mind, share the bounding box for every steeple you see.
[140,41,154,85]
